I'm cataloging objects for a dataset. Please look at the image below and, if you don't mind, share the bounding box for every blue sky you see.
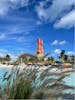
[0,0,75,58]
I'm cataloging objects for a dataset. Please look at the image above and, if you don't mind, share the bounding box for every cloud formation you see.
[59,40,67,45]
[54,10,75,28]
[0,34,6,40]
[66,51,74,55]
[51,40,67,46]
[0,0,74,28]
[0,0,29,16]
[54,49,61,54]
[35,0,75,28]
[0,49,8,57]
[51,40,58,46]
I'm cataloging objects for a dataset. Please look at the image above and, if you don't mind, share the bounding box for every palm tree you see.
[64,55,68,62]
[4,54,11,61]
[70,55,74,64]
[60,50,65,62]
[60,50,65,58]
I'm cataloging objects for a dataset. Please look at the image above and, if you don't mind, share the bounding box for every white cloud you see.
[54,49,61,54]
[66,51,74,55]
[51,40,67,46]
[47,0,75,21]
[0,53,5,58]
[0,0,74,29]
[0,0,29,16]
[0,34,6,40]
[0,49,8,57]
[35,2,49,21]
[0,0,74,28]
[0,49,8,53]
[59,40,67,45]
[54,10,75,28]
[0,0,9,16]
[51,40,58,46]
[35,0,75,28]
[17,37,25,42]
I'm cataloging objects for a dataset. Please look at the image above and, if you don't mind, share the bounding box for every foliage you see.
[0,54,11,63]
[4,54,11,61]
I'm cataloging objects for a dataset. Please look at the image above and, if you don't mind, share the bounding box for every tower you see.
[36,38,44,58]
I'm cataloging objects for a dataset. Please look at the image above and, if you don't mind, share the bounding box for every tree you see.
[64,55,68,62]
[47,57,54,63]
[4,54,11,61]
[60,50,65,58]
[59,50,65,62]
[0,57,3,62]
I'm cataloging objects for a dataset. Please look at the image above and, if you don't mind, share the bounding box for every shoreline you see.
[0,64,13,68]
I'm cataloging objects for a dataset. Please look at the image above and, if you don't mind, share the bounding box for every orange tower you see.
[36,38,44,58]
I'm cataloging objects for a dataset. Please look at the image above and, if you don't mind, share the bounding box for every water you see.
[0,68,12,88]
[63,73,75,87]
[0,68,11,79]
[63,73,75,94]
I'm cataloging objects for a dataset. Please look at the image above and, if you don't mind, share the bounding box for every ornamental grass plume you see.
[0,65,74,99]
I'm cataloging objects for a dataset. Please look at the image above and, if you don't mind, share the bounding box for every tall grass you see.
[0,65,74,99]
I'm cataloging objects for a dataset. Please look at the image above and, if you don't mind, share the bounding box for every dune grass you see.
[0,65,74,99]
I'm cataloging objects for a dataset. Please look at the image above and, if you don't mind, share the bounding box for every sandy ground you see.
[0,64,13,68]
